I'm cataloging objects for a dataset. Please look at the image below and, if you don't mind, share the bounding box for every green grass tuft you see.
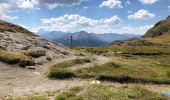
[24,50,46,58]
[0,50,34,67]
[55,86,83,100]
[48,68,75,79]
[48,58,91,79]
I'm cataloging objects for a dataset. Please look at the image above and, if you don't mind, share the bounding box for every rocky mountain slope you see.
[143,16,170,38]
[0,20,75,67]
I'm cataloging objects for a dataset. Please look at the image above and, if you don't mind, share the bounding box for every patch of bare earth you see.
[0,56,88,98]
[0,54,112,99]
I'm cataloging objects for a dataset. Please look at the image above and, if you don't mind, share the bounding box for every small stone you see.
[25,66,36,70]
[33,72,40,75]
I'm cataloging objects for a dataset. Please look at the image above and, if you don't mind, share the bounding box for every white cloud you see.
[78,25,153,35]
[38,0,86,9]
[0,3,18,21]
[128,9,155,20]
[0,13,18,21]
[104,16,121,24]
[0,0,87,10]
[0,3,11,13]
[0,0,39,9]
[113,25,153,35]
[168,6,170,9]
[99,0,123,9]
[34,14,152,35]
[39,14,121,33]
[138,0,158,4]
[0,0,39,21]
[17,0,34,9]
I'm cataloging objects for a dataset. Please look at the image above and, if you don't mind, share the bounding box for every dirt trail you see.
[0,55,111,99]
[1,54,169,99]
[0,56,83,98]
[69,55,112,70]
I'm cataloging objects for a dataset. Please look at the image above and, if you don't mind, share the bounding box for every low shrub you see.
[24,50,46,58]
[48,68,75,79]
[0,50,34,67]
[48,58,91,79]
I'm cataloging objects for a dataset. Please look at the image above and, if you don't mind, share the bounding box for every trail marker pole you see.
[70,35,73,49]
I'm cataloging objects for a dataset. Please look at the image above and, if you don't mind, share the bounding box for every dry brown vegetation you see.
[0,50,34,67]
[0,20,37,37]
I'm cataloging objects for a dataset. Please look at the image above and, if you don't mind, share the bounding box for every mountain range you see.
[37,30,140,47]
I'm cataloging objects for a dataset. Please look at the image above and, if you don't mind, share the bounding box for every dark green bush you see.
[48,68,75,79]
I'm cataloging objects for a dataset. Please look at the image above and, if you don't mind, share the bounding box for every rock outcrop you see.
[142,16,170,38]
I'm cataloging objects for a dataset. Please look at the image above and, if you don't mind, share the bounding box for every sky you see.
[0,0,169,35]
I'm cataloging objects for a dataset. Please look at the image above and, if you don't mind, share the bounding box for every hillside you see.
[0,20,113,99]
[143,16,170,38]
[0,20,38,37]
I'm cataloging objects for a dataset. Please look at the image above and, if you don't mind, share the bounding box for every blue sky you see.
[0,0,169,34]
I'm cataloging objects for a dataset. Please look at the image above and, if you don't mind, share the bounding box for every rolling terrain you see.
[1,16,170,100]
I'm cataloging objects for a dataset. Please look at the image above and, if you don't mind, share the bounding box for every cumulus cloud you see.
[0,13,18,21]
[99,0,123,9]
[0,0,39,9]
[0,3,18,21]
[37,0,86,9]
[33,14,151,35]
[0,0,85,10]
[39,14,121,33]
[138,0,158,4]
[17,0,35,9]
[0,3,10,13]
[103,16,121,24]
[128,9,155,20]
[80,25,153,35]
[113,25,153,35]
[0,0,40,21]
